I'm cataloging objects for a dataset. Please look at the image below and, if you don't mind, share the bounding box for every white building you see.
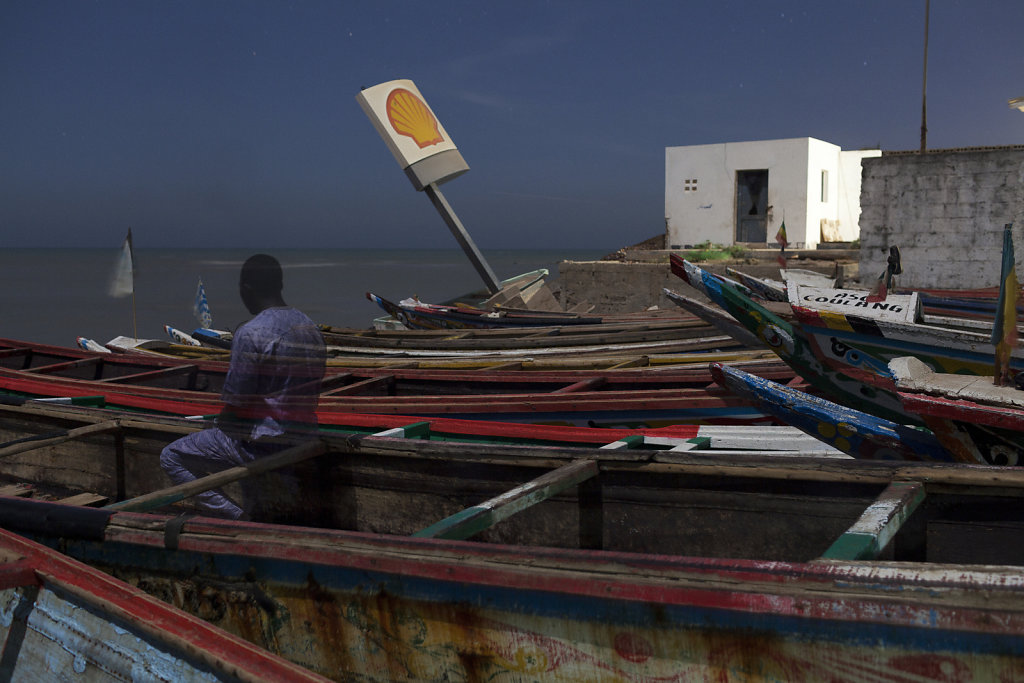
[665,137,881,249]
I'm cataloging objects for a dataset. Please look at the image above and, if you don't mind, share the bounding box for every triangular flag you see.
[193,277,213,329]
[992,224,1019,385]
[109,229,135,298]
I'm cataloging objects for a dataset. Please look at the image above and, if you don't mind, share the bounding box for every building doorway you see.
[736,170,769,243]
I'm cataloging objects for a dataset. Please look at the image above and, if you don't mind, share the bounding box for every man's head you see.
[239,254,285,314]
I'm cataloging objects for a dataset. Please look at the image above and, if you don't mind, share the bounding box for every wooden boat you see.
[0,396,846,519]
[367,291,607,329]
[0,523,326,681]
[889,355,1024,466]
[788,292,1024,382]
[4,425,1024,679]
[710,362,953,462]
[670,255,917,425]
[0,338,804,427]
[662,287,765,348]
[110,336,781,371]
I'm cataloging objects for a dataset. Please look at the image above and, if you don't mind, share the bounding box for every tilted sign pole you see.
[357,79,501,294]
[423,182,500,293]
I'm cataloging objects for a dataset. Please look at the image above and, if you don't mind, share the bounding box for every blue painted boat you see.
[710,362,954,462]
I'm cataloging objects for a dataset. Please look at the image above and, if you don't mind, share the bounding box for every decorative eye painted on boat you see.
[760,324,793,355]
[986,445,1020,467]
[386,88,444,148]
[829,337,851,360]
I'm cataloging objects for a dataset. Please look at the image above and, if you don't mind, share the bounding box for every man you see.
[160,254,326,519]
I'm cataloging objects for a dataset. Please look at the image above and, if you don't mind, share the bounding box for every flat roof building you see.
[665,137,880,250]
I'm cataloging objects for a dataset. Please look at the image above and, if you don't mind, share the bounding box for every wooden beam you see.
[24,356,103,374]
[57,492,109,507]
[321,375,395,396]
[98,364,199,384]
[413,459,598,540]
[0,420,122,459]
[367,422,432,440]
[552,377,608,394]
[608,356,648,369]
[104,440,328,512]
[600,435,646,450]
[472,361,523,371]
[819,481,925,561]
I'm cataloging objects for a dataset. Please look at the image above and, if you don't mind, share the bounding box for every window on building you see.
[821,170,829,202]
[684,178,698,192]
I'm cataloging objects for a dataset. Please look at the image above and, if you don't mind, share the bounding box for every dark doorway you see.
[736,170,769,243]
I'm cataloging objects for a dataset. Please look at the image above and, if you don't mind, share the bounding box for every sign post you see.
[357,79,501,294]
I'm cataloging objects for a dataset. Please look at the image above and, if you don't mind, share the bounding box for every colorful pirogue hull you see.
[8,467,1024,681]
[889,356,1024,466]
[789,300,1024,381]
[710,362,954,462]
[0,338,793,427]
[670,255,917,425]
[0,525,326,681]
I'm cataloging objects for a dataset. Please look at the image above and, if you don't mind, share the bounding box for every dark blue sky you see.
[3,1,1022,250]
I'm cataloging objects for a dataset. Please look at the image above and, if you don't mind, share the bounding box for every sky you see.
[2,1,1023,251]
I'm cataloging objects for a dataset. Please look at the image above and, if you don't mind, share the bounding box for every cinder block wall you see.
[859,149,1024,289]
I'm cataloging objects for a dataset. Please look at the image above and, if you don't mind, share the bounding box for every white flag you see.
[109,229,134,298]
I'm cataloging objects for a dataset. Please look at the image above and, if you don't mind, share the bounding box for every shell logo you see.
[386,88,444,149]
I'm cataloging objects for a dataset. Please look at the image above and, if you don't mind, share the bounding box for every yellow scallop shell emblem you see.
[386,88,444,149]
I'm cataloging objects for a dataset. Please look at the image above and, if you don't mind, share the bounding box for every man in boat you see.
[160,254,326,520]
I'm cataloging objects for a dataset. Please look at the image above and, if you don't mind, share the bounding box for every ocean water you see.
[1,248,608,347]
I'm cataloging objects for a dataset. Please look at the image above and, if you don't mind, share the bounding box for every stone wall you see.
[859,148,1024,289]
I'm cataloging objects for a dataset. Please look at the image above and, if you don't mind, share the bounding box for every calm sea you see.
[1,248,608,347]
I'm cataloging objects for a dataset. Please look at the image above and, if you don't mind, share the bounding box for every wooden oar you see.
[0,420,122,459]
[104,440,328,512]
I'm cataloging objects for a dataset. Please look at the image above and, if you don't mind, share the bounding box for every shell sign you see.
[357,79,461,171]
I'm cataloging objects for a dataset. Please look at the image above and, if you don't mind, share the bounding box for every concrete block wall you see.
[859,149,1024,289]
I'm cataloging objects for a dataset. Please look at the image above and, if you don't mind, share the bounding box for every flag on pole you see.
[992,224,1019,385]
[775,221,789,249]
[775,220,788,268]
[193,277,213,329]
[109,229,135,298]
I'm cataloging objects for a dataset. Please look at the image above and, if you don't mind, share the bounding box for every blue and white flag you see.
[193,277,213,329]
[108,229,135,298]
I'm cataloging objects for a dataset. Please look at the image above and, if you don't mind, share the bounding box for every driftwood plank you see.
[413,458,598,541]
[819,481,925,561]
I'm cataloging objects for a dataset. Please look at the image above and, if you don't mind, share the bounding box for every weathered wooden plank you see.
[0,484,33,498]
[413,459,598,540]
[819,481,925,560]
[0,420,122,459]
[104,440,328,512]
[56,492,109,507]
